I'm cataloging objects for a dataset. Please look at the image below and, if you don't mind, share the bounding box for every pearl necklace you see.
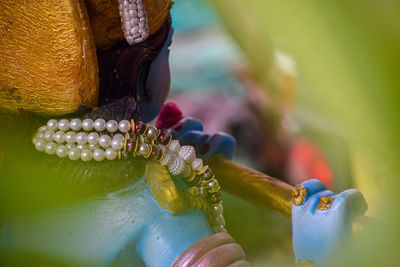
[32,118,226,232]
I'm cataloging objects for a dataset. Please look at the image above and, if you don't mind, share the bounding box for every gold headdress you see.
[0,0,173,115]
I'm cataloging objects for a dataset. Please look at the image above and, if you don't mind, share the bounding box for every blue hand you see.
[292,179,367,266]
[171,117,236,161]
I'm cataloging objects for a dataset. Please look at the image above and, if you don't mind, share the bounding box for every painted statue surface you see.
[0,0,367,266]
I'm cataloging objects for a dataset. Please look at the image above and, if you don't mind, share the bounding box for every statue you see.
[0,0,368,266]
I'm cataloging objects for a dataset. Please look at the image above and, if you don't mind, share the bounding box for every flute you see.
[207,154,373,234]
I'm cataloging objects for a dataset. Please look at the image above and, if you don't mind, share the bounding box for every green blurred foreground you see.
[209,0,400,265]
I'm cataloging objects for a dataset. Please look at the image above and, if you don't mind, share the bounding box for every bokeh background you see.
[168,0,400,265]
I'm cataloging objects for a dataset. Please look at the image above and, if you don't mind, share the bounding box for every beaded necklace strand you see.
[32,118,225,232]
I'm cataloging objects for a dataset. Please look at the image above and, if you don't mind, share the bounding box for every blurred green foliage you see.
[209,0,400,265]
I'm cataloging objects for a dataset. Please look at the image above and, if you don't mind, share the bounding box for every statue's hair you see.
[0,18,172,213]
[97,16,172,108]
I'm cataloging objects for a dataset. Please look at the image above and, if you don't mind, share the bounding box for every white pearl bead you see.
[76,132,88,145]
[192,158,203,171]
[56,145,68,158]
[58,119,70,131]
[111,137,123,150]
[167,140,181,153]
[45,142,57,155]
[36,132,44,139]
[113,133,124,140]
[82,118,94,131]
[43,130,54,142]
[65,131,76,144]
[93,149,106,161]
[105,148,117,160]
[139,143,150,156]
[146,126,158,139]
[89,143,99,150]
[38,126,47,132]
[53,131,65,143]
[68,148,81,160]
[94,118,106,131]
[70,118,82,131]
[47,119,58,131]
[106,120,119,133]
[179,146,196,163]
[99,135,111,148]
[87,132,99,145]
[34,139,46,151]
[32,137,38,145]
[76,144,88,150]
[66,143,75,150]
[80,149,93,162]
[118,120,131,133]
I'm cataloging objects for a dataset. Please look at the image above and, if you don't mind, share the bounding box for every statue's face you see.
[138,27,174,123]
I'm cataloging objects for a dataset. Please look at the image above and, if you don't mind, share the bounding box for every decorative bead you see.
[87,132,99,145]
[118,120,131,133]
[181,165,192,178]
[93,149,105,161]
[68,148,81,161]
[65,131,76,144]
[82,119,94,131]
[32,137,38,145]
[192,158,203,171]
[149,145,161,160]
[160,153,174,166]
[56,145,68,158]
[168,157,185,176]
[105,148,117,160]
[106,120,119,133]
[146,126,158,140]
[35,132,44,139]
[43,130,54,142]
[76,132,88,145]
[34,139,46,152]
[206,179,220,193]
[127,134,137,152]
[167,140,181,153]
[191,175,202,186]
[209,191,221,204]
[111,137,123,150]
[215,214,226,227]
[58,119,70,131]
[47,119,58,131]
[80,149,93,162]
[179,146,196,163]
[99,135,111,149]
[94,118,106,131]
[200,167,214,181]
[88,143,99,150]
[138,143,150,156]
[135,121,146,135]
[38,126,47,133]
[113,133,124,140]
[53,131,65,144]
[76,144,88,150]
[156,131,171,146]
[66,143,75,150]
[212,203,224,214]
[184,170,197,184]
[70,118,82,131]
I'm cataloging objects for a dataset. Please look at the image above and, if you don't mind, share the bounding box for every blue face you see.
[138,27,174,123]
